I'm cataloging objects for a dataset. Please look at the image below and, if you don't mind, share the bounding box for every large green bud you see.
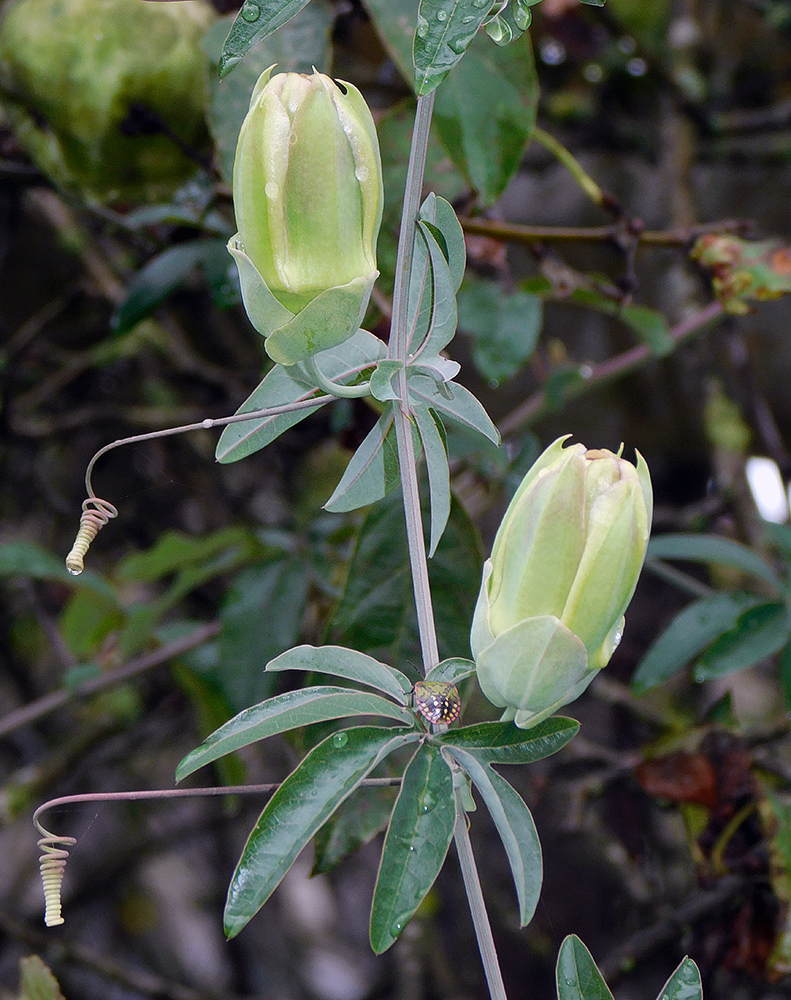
[471,436,653,729]
[0,0,214,204]
[229,67,383,367]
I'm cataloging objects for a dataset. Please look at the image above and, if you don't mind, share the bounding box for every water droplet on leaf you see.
[416,15,429,36]
[332,732,348,748]
[241,1,260,21]
[436,9,447,20]
[421,790,438,813]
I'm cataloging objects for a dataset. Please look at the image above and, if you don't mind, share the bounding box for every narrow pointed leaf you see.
[648,533,783,592]
[176,687,415,781]
[369,742,456,952]
[406,224,433,354]
[225,726,420,937]
[426,656,475,684]
[414,220,457,356]
[556,935,614,1000]
[658,957,703,1000]
[413,0,494,96]
[437,717,579,763]
[324,408,400,512]
[694,601,790,680]
[218,0,312,77]
[632,591,764,693]
[408,374,500,443]
[419,193,465,292]
[413,405,450,556]
[266,644,414,701]
[313,783,398,874]
[446,745,541,926]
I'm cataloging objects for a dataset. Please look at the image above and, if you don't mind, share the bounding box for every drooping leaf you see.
[266,644,414,701]
[413,405,451,556]
[224,726,419,937]
[445,745,541,925]
[647,533,783,592]
[457,279,542,383]
[112,240,229,335]
[556,935,614,1000]
[694,601,790,681]
[632,591,764,693]
[432,30,539,204]
[323,408,400,512]
[437,717,579,763]
[313,783,399,874]
[656,957,703,1000]
[408,374,500,444]
[176,687,415,781]
[217,0,315,77]
[413,0,495,97]
[327,490,483,664]
[369,742,456,952]
[203,5,334,182]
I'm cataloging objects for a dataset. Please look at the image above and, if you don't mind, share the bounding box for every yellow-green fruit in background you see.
[0,0,214,203]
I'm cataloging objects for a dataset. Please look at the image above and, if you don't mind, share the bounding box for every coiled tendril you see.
[35,818,76,927]
[65,497,118,576]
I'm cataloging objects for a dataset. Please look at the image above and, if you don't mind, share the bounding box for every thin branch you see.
[0,622,220,739]
[497,300,725,437]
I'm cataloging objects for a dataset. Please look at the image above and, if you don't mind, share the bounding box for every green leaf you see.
[59,588,124,660]
[694,601,791,680]
[313,783,398,874]
[419,194,466,293]
[18,955,66,1000]
[556,935,614,1000]
[224,725,419,937]
[324,408,400,513]
[619,304,674,356]
[426,657,476,684]
[413,405,451,556]
[176,687,415,781]
[415,220,457,356]
[457,280,542,384]
[657,957,703,1000]
[217,0,315,77]
[647,533,783,592]
[632,591,764,694]
[433,31,539,204]
[203,5,334,182]
[0,539,115,600]
[369,742,456,952]
[445,745,541,925]
[117,526,263,582]
[265,644,414,702]
[413,0,495,97]
[327,490,483,663]
[217,329,385,463]
[437,717,579,763]
[408,374,500,444]
[216,559,308,712]
[112,240,229,335]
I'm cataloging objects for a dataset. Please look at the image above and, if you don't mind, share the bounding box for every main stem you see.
[391,92,507,1000]
[390,91,439,674]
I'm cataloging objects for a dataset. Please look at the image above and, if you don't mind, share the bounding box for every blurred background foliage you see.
[3,0,791,998]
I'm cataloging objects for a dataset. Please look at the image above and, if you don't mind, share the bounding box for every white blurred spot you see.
[745,456,789,523]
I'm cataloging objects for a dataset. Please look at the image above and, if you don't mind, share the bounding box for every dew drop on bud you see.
[265,181,279,199]
[355,165,369,182]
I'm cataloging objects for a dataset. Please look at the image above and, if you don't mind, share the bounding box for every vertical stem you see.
[389,91,440,674]
[453,803,508,1000]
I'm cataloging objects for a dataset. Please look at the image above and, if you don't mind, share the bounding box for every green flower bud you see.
[230,67,383,366]
[471,436,652,729]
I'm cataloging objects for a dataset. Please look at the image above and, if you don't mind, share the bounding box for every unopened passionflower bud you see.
[471,436,652,729]
[229,67,383,366]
